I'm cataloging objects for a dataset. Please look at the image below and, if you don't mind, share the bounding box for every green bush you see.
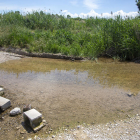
[61,46,70,55]
[70,43,81,56]
[0,26,34,48]
[0,11,24,26]
[0,11,140,60]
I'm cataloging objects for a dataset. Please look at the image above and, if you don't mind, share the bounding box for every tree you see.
[15,11,20,14]
[136,0,140,12]
[67,15,71,19]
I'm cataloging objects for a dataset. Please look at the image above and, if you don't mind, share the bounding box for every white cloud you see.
[70,0,78,6]
[113,10,138,17]
[0,2,138,19]
[62,9,139,18]
[62,10,79,18]
[83,0,99,10]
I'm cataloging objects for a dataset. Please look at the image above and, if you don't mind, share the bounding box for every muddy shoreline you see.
[1,88,140,140]
[1,47,140,63]
[0,47,84,61]
[0,51,140,140]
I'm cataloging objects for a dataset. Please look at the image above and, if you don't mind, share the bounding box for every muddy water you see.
[0,57,140,135]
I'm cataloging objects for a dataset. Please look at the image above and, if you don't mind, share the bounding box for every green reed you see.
[0,11,140,60]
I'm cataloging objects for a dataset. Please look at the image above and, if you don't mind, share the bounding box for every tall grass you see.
[0,11,140,60]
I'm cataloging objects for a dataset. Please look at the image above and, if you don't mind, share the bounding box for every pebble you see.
[23,104,31,112]
[52,135,55,138]
[127,93,132,97]
[42,120,46,123]
[0,87,4,95]
[10,107,21,116]
[20,131,25,134]
[16,127,20,130]
[77,126,80,129]
[34,135,40,140]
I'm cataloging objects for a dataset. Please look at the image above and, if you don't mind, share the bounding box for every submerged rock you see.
[10,107,21,116]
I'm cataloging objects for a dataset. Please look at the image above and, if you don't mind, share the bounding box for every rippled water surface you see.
[0,57,140,130]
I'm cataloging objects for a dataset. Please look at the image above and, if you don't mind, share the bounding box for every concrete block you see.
[23,109,44,131]
[0,96,11,111]
[0,87,4,96]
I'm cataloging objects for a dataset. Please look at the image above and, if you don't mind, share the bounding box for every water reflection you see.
[0,57,140,94]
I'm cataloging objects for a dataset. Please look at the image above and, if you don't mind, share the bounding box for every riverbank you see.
[1,47,140,64]
[0,47,84,61]
[0,51,23,64]
[0,51,140,140]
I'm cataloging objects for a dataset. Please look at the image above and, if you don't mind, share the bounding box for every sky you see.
[0,0,139,18]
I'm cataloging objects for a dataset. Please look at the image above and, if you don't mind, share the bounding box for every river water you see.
[0,57,140,130]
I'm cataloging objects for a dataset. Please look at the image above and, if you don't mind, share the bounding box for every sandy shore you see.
[0,51,140,140]
[0,51,25,64]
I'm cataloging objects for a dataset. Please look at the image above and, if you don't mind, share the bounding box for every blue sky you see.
[0,0,139,18]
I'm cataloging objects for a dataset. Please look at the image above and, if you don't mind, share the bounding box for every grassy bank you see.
[0,11,140,60]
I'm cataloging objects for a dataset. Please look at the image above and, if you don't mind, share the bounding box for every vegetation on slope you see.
[0,11,140,60]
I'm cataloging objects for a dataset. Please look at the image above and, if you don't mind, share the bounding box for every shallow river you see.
[0,57,140,130]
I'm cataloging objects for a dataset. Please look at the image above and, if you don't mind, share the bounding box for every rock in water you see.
[10,107,21,116]
[23,104,31,112]
[127,93,132,97]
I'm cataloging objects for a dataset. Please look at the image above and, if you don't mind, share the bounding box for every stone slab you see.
[0,96,11,111]
[23,109,42,130]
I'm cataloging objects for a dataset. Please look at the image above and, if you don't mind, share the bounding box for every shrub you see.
[0,11,140,60]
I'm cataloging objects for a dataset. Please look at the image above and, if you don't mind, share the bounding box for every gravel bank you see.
[29,114,140,140]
